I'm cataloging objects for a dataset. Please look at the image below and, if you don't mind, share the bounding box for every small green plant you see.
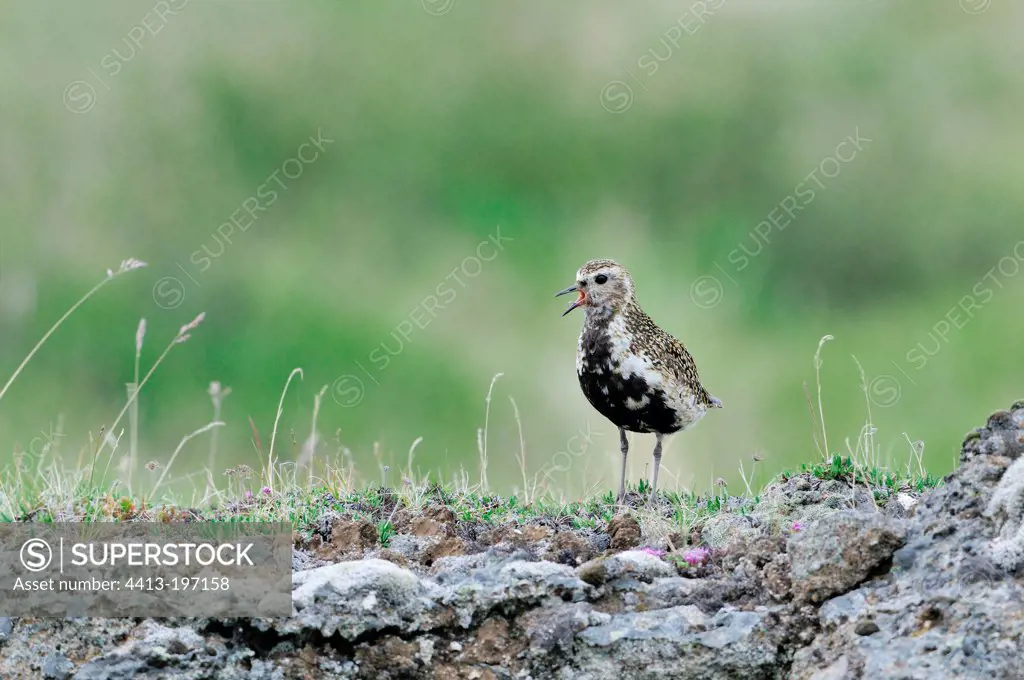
[801,454,856,481]
[377,520,395,547]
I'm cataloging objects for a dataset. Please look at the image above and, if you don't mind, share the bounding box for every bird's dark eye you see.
[594,274,608,285]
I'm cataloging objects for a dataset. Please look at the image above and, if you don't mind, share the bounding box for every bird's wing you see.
[662,333,717,408]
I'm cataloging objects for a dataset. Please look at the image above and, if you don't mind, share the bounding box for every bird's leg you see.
[648,434,664,505]
[617,428,629,503]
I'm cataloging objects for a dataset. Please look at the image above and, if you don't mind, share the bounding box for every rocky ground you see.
[2,402,1024,679]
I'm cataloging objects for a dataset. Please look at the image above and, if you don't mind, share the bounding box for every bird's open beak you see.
[555,284,586,316]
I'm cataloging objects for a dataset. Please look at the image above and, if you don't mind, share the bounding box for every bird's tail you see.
[709,395,723,408]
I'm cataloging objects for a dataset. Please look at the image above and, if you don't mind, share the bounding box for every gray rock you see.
[439,558,592,627]
[519,602,601,654]
[792,400,1024,679]
[575,606,782,679]
[73,657,148,680]
[699,609,765,649]
[853,619,880,635]
[577,550,676,586]
[642,576,701,606]
[291,548,325,572]
[74,622,212,680]
[42,652,74,680]
[384,534,430,561]
[273,558,442,639]
[578,604,709,646]
[789,510,906,604]
[818,589,869,630]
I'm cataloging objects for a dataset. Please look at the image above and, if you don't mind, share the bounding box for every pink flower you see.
[261,486,272,496]
[245,490,253,500]
[681,547,711,566]
[791,521,805,532]
[640,547,666,558]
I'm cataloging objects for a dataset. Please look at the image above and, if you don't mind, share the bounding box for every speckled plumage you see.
[577,302,716,433]
[557,259,721,501]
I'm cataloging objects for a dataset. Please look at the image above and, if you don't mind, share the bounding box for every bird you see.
[556,259,721,503]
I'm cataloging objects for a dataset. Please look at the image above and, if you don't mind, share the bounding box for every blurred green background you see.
[2,1,1023,500]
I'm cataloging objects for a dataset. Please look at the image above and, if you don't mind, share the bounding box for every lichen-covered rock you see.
[788,510,906,604]
[577,550,676,586]
[791,400,1024,679]
[436,557,592,627]
[517,602,606,655]
[41,652,74,680]
[984,455,1024,569]
[0,619,139,680]
[0,617,13,642]
[575,607,784,679]
[73,622,213,680]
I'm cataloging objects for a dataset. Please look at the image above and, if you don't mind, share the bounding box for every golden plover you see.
[556,259,721,502]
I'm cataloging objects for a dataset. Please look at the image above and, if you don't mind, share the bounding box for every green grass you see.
[0,466,941,560]
[787,454,940,500]
[0,448,939,544]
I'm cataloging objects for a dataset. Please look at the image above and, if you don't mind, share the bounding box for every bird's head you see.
[555,259,635,318]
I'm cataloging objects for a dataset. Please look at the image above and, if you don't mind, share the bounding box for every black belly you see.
[577,364,681,434]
